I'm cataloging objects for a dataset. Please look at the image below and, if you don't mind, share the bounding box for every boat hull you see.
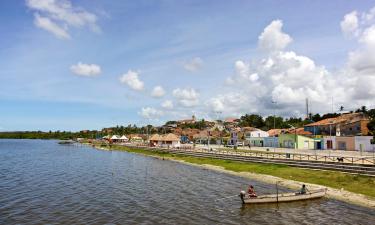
[241,188,327,204]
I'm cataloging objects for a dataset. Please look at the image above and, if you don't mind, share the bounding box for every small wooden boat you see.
[58,140,75,145]
[239,188,327,204]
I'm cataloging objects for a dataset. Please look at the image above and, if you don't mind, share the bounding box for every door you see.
[316,141,322,149]
[326,140,333,149]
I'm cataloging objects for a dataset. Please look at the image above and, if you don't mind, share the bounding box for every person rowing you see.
[247,185,257,197]
[299,184,309,195]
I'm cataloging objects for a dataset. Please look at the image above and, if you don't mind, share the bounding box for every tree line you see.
[1,106,374,140]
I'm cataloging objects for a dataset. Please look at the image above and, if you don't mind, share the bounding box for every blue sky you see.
[1,0,375,131]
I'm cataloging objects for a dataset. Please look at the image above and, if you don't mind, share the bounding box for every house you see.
[354,136,375,152]
[242,127,269,147]
[335,136,355,150]
[177,115,196,125]
[322,136,375,151]
[149,133,181,148]
[130,135,143,143]
[149,134,163,146]
[210,121,225,131]
[162,133,181,148]
[304,113,370,136]
[264,137,279,148]
[193,129,222,145]
[278,134,316,149]
[228,128,244,146]
[243,127,269,138]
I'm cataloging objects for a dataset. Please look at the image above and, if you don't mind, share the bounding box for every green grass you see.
[100,144,375,198]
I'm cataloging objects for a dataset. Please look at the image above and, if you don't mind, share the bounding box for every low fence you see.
[122,143,375,165]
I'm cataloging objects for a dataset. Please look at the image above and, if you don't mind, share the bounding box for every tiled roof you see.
[304,113,368,127]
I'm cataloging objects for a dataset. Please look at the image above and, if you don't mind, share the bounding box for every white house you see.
[355,136,375,152]
[149,133,181,148]
[243,127,269,139]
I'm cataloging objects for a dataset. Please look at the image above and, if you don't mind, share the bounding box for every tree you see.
[264,116,287,130]
[239,114,265,128]
[311,113,321,122]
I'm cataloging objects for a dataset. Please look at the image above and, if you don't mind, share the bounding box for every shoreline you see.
[91,144,375,209]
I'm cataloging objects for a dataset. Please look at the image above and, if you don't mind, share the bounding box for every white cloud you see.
[183,57,203,72]
[345,11,375,101]
[235,61,259,82]
[151,86,166,98]
[119,70,144,91]
[161,100,174,109]
[258,20,292,52]
[34,13,70,39]
[26,0,100,39]
[172,88,200,107]
[139,107,163,119]
[341,11,359,37]
[70,62,101,77]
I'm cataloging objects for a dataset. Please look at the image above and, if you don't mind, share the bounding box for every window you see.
[338,141,346,150]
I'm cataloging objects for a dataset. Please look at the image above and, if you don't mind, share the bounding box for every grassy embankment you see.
[99,144,375,198]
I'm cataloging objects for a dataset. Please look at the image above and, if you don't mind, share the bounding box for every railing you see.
[91,141,375,166]
[150,145,375,165]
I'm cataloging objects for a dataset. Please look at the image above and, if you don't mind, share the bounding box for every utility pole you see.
[272,101,277,130]
[272,101,277,152]
[306,98,309,120]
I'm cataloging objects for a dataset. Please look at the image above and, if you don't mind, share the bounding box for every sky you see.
[1,0,375,131]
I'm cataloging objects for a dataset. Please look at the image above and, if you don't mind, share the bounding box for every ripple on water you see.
[0,139,374,225]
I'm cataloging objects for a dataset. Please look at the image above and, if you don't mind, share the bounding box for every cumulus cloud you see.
[343,7,375,101]
[26,0,100,39]
[34,13,70,39]
[119,70,144,91]
[139,107,163,119]
[151,86,166,98]
[161,100,174,109]
[206,19,360,117]
[70,62,101,77]
[183,57,203,72]
[258,20,292,52]
[340,11,359,37]
[172,88,199,107]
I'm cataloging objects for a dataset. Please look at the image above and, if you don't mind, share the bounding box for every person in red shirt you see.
[247,185,257,197]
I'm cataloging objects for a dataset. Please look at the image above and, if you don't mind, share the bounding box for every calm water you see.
[0,139,374,224]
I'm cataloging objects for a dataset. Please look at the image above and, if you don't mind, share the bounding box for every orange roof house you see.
[304,113,369,136]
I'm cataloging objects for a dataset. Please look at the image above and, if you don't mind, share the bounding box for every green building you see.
[278,134,316,149]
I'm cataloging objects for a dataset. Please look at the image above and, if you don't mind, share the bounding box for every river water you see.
[0,139,374,224]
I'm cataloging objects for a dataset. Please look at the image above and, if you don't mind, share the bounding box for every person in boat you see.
[299,184,309,194]
[247,185,257,197]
